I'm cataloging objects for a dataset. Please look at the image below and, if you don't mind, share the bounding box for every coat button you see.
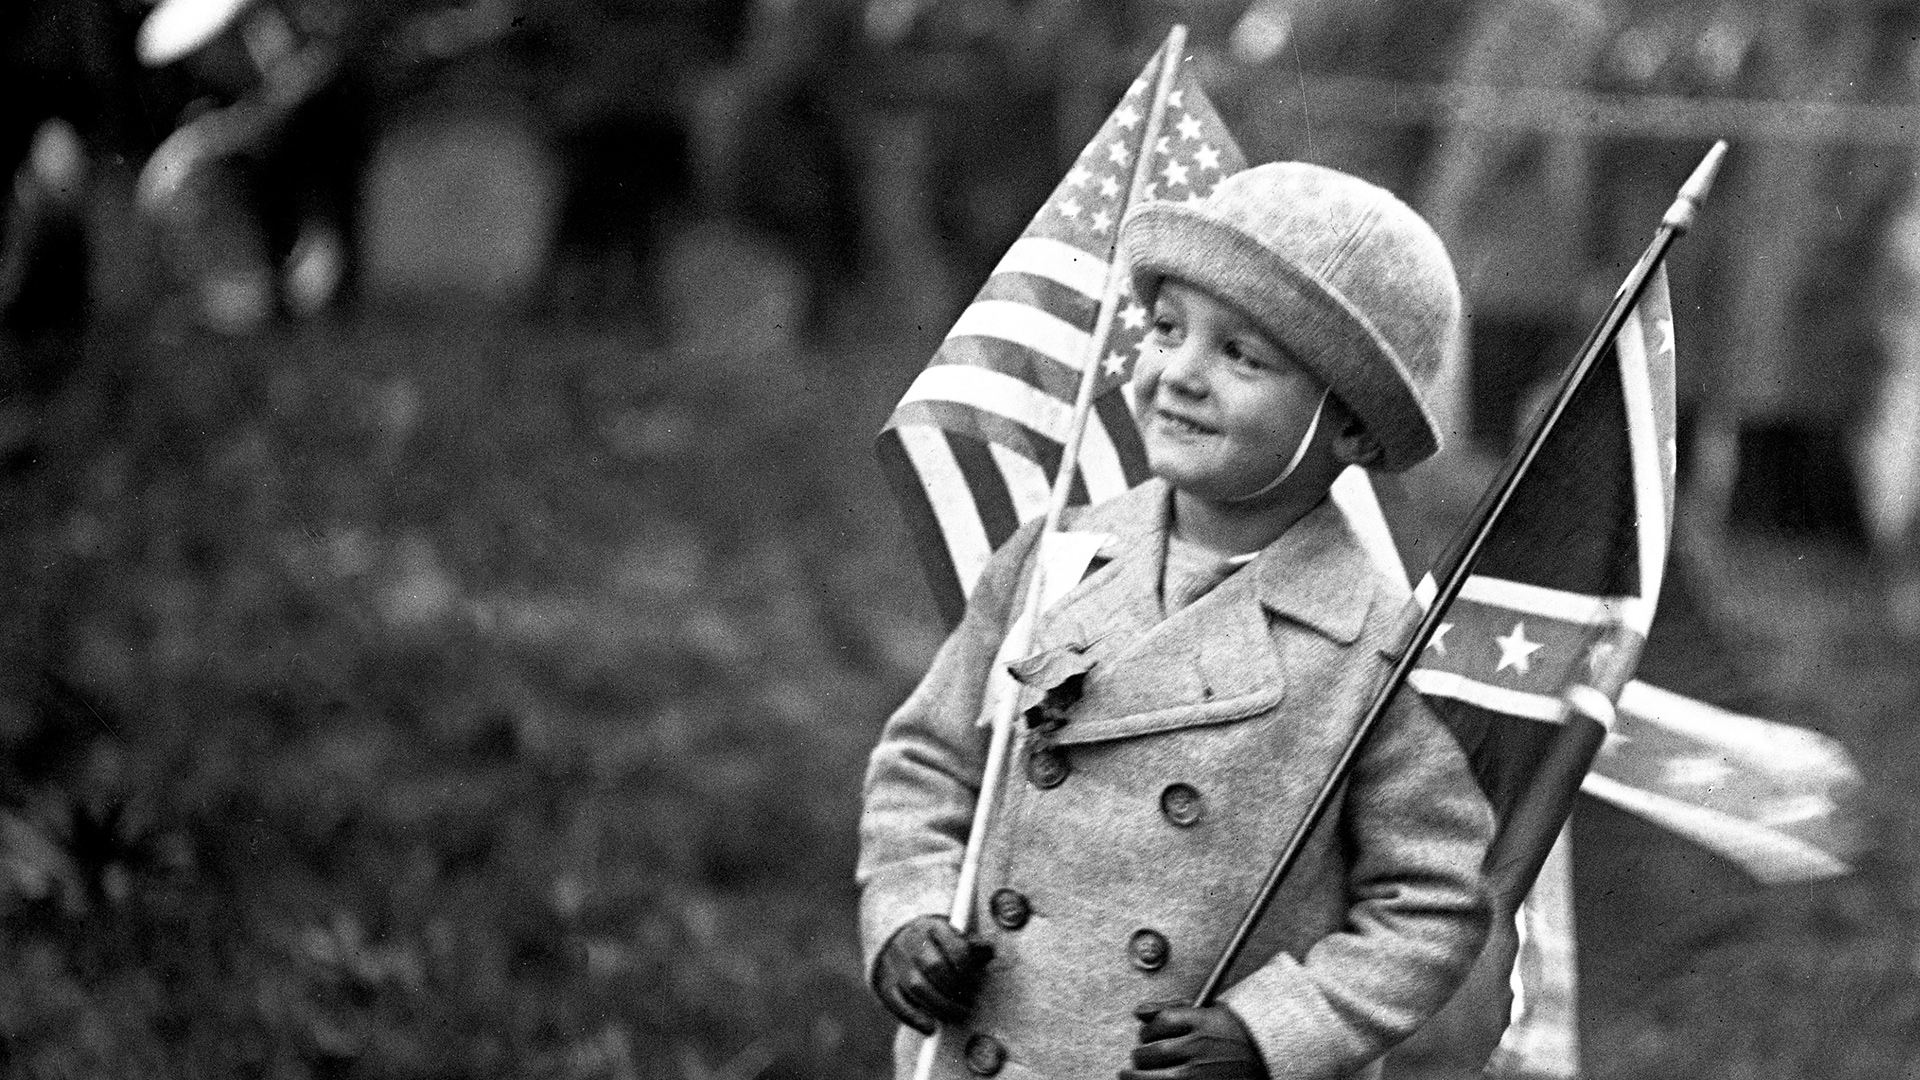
[1025,744,1070,789]
[1129,928,1170,971]
[964,1033,1006,1076]
[990,888,1031,930]
[1159,783,1204,827]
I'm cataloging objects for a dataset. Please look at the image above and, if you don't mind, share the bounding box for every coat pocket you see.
[1048,683,1285,746]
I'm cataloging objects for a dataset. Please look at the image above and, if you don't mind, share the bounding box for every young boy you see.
[858,162,1496,1080]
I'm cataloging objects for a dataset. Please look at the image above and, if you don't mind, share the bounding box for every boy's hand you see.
[873,915,996,1034]
[1120,1002,1270,1080]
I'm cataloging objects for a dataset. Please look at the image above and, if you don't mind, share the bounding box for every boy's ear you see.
[1329,406,1385,468]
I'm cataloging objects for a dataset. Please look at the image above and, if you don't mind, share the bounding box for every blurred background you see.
[3,0,1920,1076]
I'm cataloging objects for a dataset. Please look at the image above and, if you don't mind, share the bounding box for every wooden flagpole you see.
[1192,139,1729,1007]
[910,25,1190,1080]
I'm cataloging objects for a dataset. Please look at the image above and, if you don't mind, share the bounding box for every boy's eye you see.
[1149,315,1180,339]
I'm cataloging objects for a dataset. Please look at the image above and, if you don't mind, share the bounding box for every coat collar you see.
[1063,477,1378,646]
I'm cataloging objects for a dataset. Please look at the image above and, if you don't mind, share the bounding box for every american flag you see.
[876,35,1246,624]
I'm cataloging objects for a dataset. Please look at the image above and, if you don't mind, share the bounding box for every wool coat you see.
[858,479,1496,1080]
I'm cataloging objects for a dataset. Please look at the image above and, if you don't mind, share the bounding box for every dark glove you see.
[1119,1002,1271,1080]
[872,914,996,1034]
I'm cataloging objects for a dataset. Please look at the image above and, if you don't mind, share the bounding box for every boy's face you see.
[1131,279,1331,503]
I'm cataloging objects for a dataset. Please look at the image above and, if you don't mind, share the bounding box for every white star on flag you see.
[1119,302,1147,330]
[1428,622,1454,655]
[1108,142,1132,166]
[1058,197,1083,221]
[1195,144,1221,172]
[1090,208,1112,233]
[1154,135,1172,157]
[1167,89,1183,107]
[1064,164,1092,189]
[1177,114,1203,140]
[1496,621,1546,675]
[1115,104,1141,129]
[1162,159,1190,188]
[1099,175,1121,199]
[1103,352,1128,376]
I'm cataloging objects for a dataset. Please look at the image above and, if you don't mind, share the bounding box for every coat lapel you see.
[1019,489,1386,747]
[1036,480,1171,653]
[1241,496,1378,648]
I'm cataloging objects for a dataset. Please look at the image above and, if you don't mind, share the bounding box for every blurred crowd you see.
[10,0,1920,577]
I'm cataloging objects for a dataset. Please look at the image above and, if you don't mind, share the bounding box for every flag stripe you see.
[1615,681,1857,779]
[1579,773,1852,883]
[989,236,1110,300]
[949,433,1022,553]
[1333,466,1410,587]
[945,300,1093,374]
[932,322,1084,406]
[894,361,1082,449]
[1070,410,1132,505]
[969,272,1102,340]
[890,399,1058,463]
[875,427,969,621]
[894,368,1134,512]
[1617,296,1669,633]
[1408,669,1571,722]
[1492,825,1580,1080]
[1092,391,1150,487]
[898,365,1136,507]
[1418,572,1651,628]
[990,442,1055,523]
[900,366,1077,440]
[888,398,1101,511]
[893,425,995,601]
[1589,681,1862,876]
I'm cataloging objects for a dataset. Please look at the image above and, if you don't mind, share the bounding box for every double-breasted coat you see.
[858,479,1495,1080]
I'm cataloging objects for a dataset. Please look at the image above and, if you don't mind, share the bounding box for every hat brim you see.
[1120,201,1440,471]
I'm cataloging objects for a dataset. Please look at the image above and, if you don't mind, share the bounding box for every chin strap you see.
[1225,389,1332,504]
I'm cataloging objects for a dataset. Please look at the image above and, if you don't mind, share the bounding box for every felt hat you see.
[1119,162,1461,471]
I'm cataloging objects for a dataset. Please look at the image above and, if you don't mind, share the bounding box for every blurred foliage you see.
[0,312,941,1078]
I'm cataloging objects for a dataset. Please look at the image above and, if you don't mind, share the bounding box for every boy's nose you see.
[1159,341,1210,396]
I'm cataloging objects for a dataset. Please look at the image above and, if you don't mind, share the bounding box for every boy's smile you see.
[1131,279,1332,507]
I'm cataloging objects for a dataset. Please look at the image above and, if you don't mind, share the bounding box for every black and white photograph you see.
[0,2,1914,1078]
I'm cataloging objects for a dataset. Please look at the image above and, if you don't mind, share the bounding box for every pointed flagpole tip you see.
[1662,140,1729,233]
[1165,22,1188,61]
